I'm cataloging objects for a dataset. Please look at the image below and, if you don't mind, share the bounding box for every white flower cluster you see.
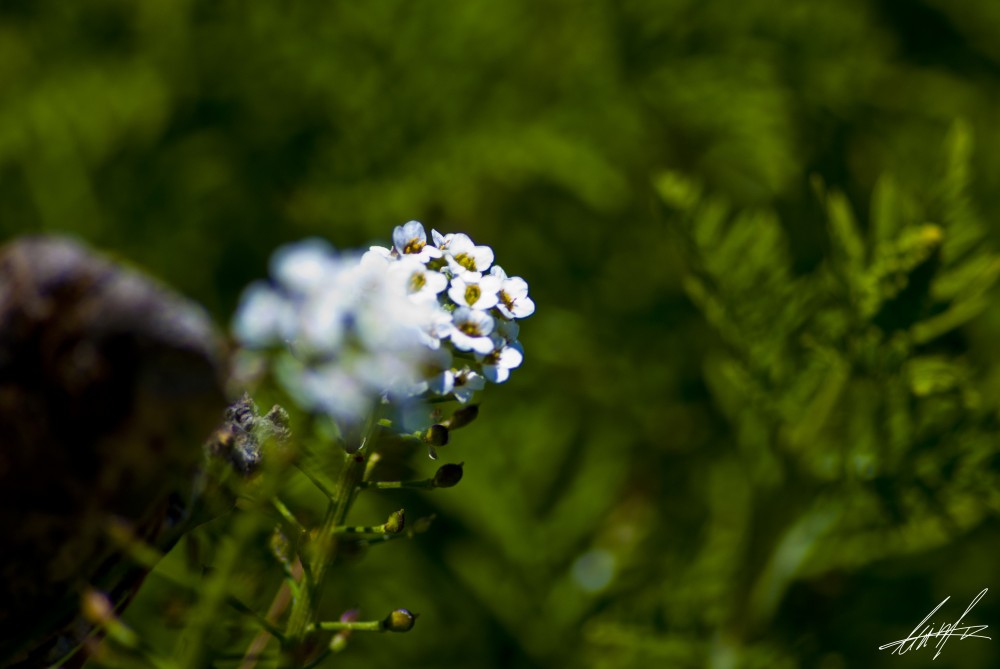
[233,221,533,426]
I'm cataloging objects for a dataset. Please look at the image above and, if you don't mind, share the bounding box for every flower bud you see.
[445,405,479,429]
[384,509,406,534]
[329,634,350,653]
[81,590,115,627]
[81,589,138,648]
[422,424,449,447]
[382,608,417,633]
[433,463,464,488]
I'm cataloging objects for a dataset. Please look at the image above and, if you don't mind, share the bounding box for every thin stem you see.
[352,532,410,546]
[294,463,338,500]
[334,509,404,535]
[176,509,261,668]
[282,411,379,665]
[227,597,288,642]
[238,560,301,669]
[358,478,435,490]
[311,619,384,633]
[283,451,366,645]
[272,497,306,534]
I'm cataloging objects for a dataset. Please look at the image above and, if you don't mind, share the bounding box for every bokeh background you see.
[5,1,1000,667]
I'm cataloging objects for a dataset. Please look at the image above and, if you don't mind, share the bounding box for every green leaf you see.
[825,190,865,273]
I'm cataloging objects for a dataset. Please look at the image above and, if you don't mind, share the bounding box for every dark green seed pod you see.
[422,423,449,447]
[433,463,465,488]
[445,404,479,429]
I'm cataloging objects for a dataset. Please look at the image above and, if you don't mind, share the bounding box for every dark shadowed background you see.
[4,1,1000,667]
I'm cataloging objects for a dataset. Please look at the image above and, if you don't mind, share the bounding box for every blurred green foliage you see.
[5,1,1000,667]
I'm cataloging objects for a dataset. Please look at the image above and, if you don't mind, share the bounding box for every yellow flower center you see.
[454,253,477,271]
[408,272,427,293]
[403,239,425,255]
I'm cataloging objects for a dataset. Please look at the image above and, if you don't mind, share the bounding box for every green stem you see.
[353,532,409,546]
[272,497,306,534]
[283,451,366,646]
[227,597,288,642]
[311,619,385,633]
[177,507,263,667]
[294,463,338,501]
[358,478,435,490]
[334,509,404,535]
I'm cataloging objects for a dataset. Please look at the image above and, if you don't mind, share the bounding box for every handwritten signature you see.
[878,588,991,660]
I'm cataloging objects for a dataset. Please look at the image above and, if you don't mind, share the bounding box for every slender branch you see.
[334,509,405,535]
[238,560,301,669]
[227,597,288,642]
[283,451,367,646]
[312,619,384,633]
[359,478,435,490]
[294,463,338,501]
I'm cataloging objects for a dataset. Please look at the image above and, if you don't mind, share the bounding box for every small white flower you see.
[297,281,350,353]
[365,245,395,261]
[417,308,454,350]
[271,238,338,293]
[393,220,442,263]
[444,233,494,275]
[427,367,456,395]
[232,281,298,347]
[490,265,535,319]
[447,273,502,310]
[431,229,454,250]
[447,307,495,354]
[390,257,449,302]
[299,362,374,425]
[400,347,455,397]
[453,367,486,403]
[477,335,524,383]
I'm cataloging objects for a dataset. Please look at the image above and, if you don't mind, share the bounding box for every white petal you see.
[448,277,469,306]
[470,245,494,271]
[449,330,475,352]
[447,233,475,255]
[483,364,510,383]
[497,344,524,369]
[427,370,455,395]
[271,238,336,293]
[468,335,495,355]
[367,245,393,259]
[503,276,530,300]
[512,296,535,318]
[424,270,448,294]
[232,282,292,346]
